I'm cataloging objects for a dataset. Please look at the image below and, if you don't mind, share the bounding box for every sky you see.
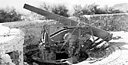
[0,0,128,14]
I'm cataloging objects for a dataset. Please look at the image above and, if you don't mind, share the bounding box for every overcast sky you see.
[0,0,128,14]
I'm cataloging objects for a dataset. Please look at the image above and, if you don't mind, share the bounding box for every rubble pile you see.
[0,25,24,65]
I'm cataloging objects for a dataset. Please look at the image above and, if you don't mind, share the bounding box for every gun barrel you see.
[23,4,77,26]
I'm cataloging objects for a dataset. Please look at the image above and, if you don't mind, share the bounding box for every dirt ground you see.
[73,31,128,65]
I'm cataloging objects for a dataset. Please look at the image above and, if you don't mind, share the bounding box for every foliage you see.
[39,3,69,17]
[51,4,69,17]
[0,8,22,23]
[73,4,124,17]
[73,5,83,17]
[39,2,51,11]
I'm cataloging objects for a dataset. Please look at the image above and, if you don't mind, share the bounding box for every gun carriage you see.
[23,4,113,65]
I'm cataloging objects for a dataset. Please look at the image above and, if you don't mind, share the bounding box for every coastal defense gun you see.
[23,4,112,41]
[23,4,113,65]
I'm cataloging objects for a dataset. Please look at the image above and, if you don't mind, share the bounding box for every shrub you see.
[73,4,123,17]
[51,4,69,17]
[0,8,22,23]
[39,3,69,17]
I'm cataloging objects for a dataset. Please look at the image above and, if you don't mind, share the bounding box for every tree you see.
[73,5,83,17]
[73,3,100,16]
[0,8,22,23]
[82,4,99,15]
[73,4,123,17]
[35,3,69,18]
[51,4,69,17]
[39,2,51,11]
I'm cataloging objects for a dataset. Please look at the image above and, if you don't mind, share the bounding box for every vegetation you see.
[0,8,22,23]
[39,3,69,17]
[73,3,124,17]
[51,4,69,17]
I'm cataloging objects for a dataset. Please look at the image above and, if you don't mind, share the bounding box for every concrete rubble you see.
[0,25,24,65]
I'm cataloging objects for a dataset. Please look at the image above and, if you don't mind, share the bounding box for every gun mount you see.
[23,4,113,65]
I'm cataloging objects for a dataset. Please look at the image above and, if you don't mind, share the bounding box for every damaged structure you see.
[23,4,113,65]
[0,26,24,65]
[1,3,124,65]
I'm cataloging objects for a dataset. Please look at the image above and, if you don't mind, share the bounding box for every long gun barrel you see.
[23,4,77,26]
[23,4,112,41]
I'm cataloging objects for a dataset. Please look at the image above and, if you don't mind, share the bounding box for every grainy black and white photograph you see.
[0,0,128,65]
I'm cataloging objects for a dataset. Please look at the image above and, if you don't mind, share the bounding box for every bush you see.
[51,4,69,17]
[0,8,22,23]
[39,3,69,17]
[73,4,123,17]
